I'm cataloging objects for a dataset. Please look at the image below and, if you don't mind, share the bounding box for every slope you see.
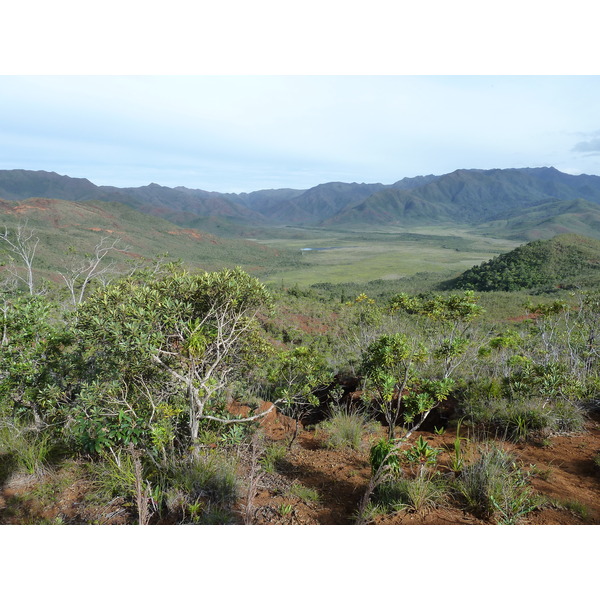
[0,197,300,281]
[445,233,600,291]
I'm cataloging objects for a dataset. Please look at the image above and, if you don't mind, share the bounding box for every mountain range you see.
[2,166,600,240]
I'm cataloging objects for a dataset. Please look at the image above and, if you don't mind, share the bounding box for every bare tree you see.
[58,236,129,306]
[0,221,40,295]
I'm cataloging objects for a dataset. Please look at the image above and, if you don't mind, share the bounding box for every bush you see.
[374,471,446,513]
[369,438,402,475]
[165,451,239,523]
[318,405,376,451]
[288,482,320,504]
[453,445,541,524]
[0,422,55,476]
[459,391,585,439]
[259,442,288,474]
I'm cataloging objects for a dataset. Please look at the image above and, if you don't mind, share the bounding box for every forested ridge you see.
[447,234,600,291]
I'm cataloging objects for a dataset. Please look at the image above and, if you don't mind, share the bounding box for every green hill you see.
[445,234,600,291]
[0,197,300,283]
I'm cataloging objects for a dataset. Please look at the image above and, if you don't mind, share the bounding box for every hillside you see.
[445,233,600,291]
[0,197,300,280]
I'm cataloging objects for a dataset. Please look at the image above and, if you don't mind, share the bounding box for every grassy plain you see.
[252,225,520,286]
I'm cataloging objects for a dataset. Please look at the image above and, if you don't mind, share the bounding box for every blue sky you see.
[1,2,599,193]
[2,75,599,193]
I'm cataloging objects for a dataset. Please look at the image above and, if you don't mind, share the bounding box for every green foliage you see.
[288,483,320,503]
[70,266,273,452]
[448,234,600,292]
[259,442,288,474]
[0,296,72,426]
[449,421,468,474]
[267,345,332,426]
[369,438,402,476]
[373,471,447,513]
[318,405,376,451]
[402,435,442,468]
[360,333,426,438]
[389,290,484,323]
[0,422,55,476]
[162,451,239,523]
[453,445,541,524]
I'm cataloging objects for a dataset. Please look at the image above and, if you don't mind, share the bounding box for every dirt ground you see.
[1,408,599,525]
[243,411,600,525]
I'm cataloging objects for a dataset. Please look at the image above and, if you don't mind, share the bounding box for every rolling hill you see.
[0,197,301,282]
[445,233,600,291]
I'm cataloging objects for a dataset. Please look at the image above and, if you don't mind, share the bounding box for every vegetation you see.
[1,208,599,525]
[446,234,600,292]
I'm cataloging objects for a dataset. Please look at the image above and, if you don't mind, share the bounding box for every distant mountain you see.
[0,169,102,202]
[390,174,440,190]
[324,168,600,228]
[471,198,600,240]
[3,167,600,240]
[260,182,386,224]
[445,233,600,291]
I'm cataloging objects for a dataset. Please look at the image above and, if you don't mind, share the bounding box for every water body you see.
[300,246,355,251]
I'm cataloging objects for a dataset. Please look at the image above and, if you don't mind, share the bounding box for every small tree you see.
[72,267,281,455]
[389,290,485,378]
[356,291,484,523]
[360,333,427,440]
[0,221,40,295]
[0,295,70,429]
[58,236,130,306]
[268,345,332,447]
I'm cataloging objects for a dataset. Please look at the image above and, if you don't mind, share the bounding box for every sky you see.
[1,2,599,194]
[2,75,599,193]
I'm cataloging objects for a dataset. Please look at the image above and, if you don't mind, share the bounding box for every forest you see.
[0,221,599,526]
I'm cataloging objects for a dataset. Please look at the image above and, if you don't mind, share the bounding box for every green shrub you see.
[288,482,320,503]
[0,423,55,476]
[373,469,447,514]
[319,405,376,451]
[87,450,138,502]
[164,451,239,523]
[459,391,584,439]
[453,445,541,524]
[259,442,288,474]
[369,438,402,475]
[172,452,238,506]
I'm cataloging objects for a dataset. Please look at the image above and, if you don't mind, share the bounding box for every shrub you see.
[458,392,585,439]
[369,438,402,476]
[453,445,541,524]
[0,422,55,476]
[288,482,320,504]
[318,405,376,451]
[374,471,446,513]
[259,442,288,474]
[165,451,239,523]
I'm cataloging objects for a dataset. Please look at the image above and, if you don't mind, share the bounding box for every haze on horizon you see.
[1,75,600,193]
